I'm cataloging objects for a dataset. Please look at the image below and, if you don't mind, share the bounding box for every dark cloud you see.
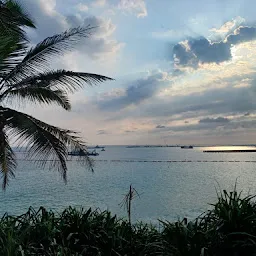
[173,26,256,68]
[160,119,256,134]
[223,120,256,130]
[105,75,256,125]
[190,38,231,63]
[173,38,231,68]
[173,43,196,66]
[156,125,166,128]
[199,117,230,123]
[98,72,169,110]
[141,87,255,120]
[226,27,256,45]
[151,121,231,134]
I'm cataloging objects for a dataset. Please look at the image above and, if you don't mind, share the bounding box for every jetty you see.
[204,149,256,153]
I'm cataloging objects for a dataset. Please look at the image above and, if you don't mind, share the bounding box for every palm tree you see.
[0,0,112,189]
[0,0,36,65]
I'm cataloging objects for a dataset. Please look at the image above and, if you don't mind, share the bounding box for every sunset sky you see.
[21,0,256,145]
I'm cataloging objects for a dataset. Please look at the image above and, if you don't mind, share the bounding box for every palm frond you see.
[0,128,16,190]
[0,0,35,78]
[0,0,35,40]
[0,70,112,109]
[4,87,71,110]
[6,69,113,93]
[3,26,95,84]
[0,37,28,78]
[1,107,93,181]
[4,0,35,28]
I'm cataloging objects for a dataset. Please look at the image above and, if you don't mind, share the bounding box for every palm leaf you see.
[4,0,35,27]
[0,70,112,109]
[5,69,113,93]
[1,107,93,182]
[4,87,71,110]
[0,38,28,77]
[0,0,35,78]
[0,0,35,39]
[3,26,95,84]
[0,128,16,190]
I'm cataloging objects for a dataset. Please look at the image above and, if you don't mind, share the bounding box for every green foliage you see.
[1,189,256,255]
[0,0,35,76]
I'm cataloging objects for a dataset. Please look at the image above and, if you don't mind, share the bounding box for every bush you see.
[1,188,256,255]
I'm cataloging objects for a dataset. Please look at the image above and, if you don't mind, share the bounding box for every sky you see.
[19,0,256,145]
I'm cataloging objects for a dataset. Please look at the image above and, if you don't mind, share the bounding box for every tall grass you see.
[1,188,256,255]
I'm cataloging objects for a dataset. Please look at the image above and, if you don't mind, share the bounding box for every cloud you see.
[22,1,123,63]
[154,115,255,134]
[66,15,124,60]
[226,26,256,45]
[105,75,256,128]
[118,0,147,18]
[23,0,68,41]
[160,118,256,134]
[173,38,231,68]
[209,16,245,40]
[158,84,256,118]
[199,117,230,123]
[156,125,166,128]
[173,26,256,68]
[76,3,89,12]
[91,0,106,7]
[97,71,170,110]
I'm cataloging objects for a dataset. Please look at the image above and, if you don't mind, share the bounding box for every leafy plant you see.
[0,187,256,255]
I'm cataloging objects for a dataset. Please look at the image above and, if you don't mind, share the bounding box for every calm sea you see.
[1,146,256,222]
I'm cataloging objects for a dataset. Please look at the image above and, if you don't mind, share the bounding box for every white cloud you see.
[118,0,147,18]
[91,0,106,7]
[22,0,124,64]
[66,15,124,61]
[23,0,68,41]
[76,3,89,12]
[209,16,245,40]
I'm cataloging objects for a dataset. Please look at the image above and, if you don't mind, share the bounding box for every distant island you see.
[126,144,256,148]
[126,145,180,148]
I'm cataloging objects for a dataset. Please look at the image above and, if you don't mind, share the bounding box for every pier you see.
[204,149,256,153]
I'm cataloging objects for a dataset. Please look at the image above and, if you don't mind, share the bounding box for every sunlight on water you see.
[201,146,256,151]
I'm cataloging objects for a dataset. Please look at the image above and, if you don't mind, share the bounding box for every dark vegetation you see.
[0,189,256,255]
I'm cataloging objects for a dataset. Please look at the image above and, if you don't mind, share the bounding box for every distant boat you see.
[101,148,105,151]
[181,146,193,149]
[88,145,105,149]
[68,149,99,156]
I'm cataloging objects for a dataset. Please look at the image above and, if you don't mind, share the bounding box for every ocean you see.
[1,146,256,223]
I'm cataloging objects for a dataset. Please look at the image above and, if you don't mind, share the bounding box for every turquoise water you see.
[1,146,256,222]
